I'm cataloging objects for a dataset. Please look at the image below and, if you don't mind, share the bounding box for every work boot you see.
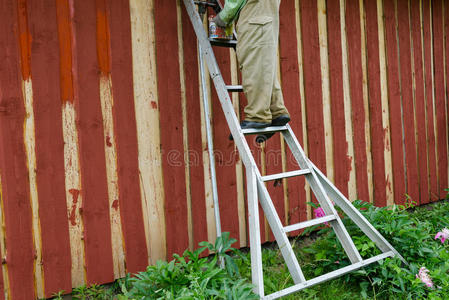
[229,120,270,141]
[256,115,290,143]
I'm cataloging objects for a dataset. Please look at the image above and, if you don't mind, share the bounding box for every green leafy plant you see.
[120,232,258,299]
[297,196,449,299]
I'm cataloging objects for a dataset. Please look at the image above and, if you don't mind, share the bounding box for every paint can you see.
[209,15,233,40]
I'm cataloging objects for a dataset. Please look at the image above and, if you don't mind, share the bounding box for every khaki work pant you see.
[236,0,289,123]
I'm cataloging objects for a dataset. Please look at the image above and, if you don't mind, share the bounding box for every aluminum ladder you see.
[183,1,406,298]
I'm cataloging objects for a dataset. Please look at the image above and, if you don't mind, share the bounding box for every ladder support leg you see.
[282,127,363,263]
[256,179,306,284]
[310,163,407,265]
[247,167,264,297]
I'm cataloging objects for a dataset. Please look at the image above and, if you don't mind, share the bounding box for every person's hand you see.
[212,14,226,28]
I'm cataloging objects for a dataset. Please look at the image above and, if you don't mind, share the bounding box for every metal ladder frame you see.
[183,1,406,298]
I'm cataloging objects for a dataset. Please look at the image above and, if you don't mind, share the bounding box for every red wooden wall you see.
[0,0,448,298]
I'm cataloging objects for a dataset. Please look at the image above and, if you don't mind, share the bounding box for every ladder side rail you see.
[198,41,223,246]
[256,179,306,284]
[247,166,264,296]
[183,0,256,171]
[310,163,407,264]
[282,126,363,264]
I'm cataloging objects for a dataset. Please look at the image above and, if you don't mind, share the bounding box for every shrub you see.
[118,232,258,300]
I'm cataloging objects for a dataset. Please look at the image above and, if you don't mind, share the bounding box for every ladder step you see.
[209,38,237,48]
[283,215,337,233]
[226,85,243,92]
[261,169,311,182]
[264,251,395,299]
[242,125,288,135]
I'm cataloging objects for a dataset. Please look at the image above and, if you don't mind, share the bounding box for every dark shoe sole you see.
[256,115,290,143]
[229,120,270,141]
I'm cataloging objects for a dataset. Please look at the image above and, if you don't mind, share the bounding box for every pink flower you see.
[416,267,433,288]
[435,228,449,244]
[314,207,326,218]
[314,207,329,225]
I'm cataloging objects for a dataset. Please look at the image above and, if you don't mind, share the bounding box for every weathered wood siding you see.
[0,0,448,298]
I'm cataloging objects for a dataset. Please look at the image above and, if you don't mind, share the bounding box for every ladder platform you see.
[209,38,237,48]
[242,125,287,135]
[264,251,395,299]
[261,169,311,182]
[226,85,243,92]
[283,215,337,233]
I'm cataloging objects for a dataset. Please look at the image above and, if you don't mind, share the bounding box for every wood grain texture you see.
[181,5,209,248]
[410,0,430,204]
[154,0,190,257]
[433,0,449,198]
[346,0,370,202]
[299,0,326,205]
[30,0,73,295]
[364,0,388,207]
[422,0,439,201]
[397,0,420,204]
[0,0,35,297]
[72,0,114,285]
[327,0,351,198]
[279,0,307,232]
[384,0,407,204]
[109,0,149,274]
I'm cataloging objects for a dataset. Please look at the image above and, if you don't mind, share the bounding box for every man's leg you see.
[269,0,289,119]
[236,0,277,124]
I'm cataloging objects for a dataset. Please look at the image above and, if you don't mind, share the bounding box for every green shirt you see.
[218,0,246,25]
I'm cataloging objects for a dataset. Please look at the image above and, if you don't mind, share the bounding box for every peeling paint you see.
[111,200,119,210]
[68,189,80,226]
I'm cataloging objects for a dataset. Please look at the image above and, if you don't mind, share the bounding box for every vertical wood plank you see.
[364,0,388,207]
[154,0,190,257]
[279,0,307,231]
[180,5,209,248]
[129,0,167,263]
[384,0,407,204]
[377,0,395,205]
[346,0,370,202]
[57,0,86,288]
[442,1,449,198]
[0,0,35,297]
[214,46,241,244]
[230,51,247,247]
[359,0,374,203]
[72,0,115,285]
[29,0,73,295]
[176,0,194,250]
[327,0,351,198]
[422,0,439,201]
[340,0,358,201]
[397,0,420,203]
[0,177,7,299]
[433,0,449,198]
[300,0,327,204]
[96,0,126,279]
[17,0,45,295]
[109,0,149,274]
[317,0,334,182]
[410,0,430,204]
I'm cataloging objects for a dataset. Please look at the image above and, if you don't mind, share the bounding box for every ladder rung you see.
[264,251,395,299]
[261,169,311,182]
[209,38,237,48]
[242,125,287,135]
[226,85,243,92]
[283,215,337,233]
